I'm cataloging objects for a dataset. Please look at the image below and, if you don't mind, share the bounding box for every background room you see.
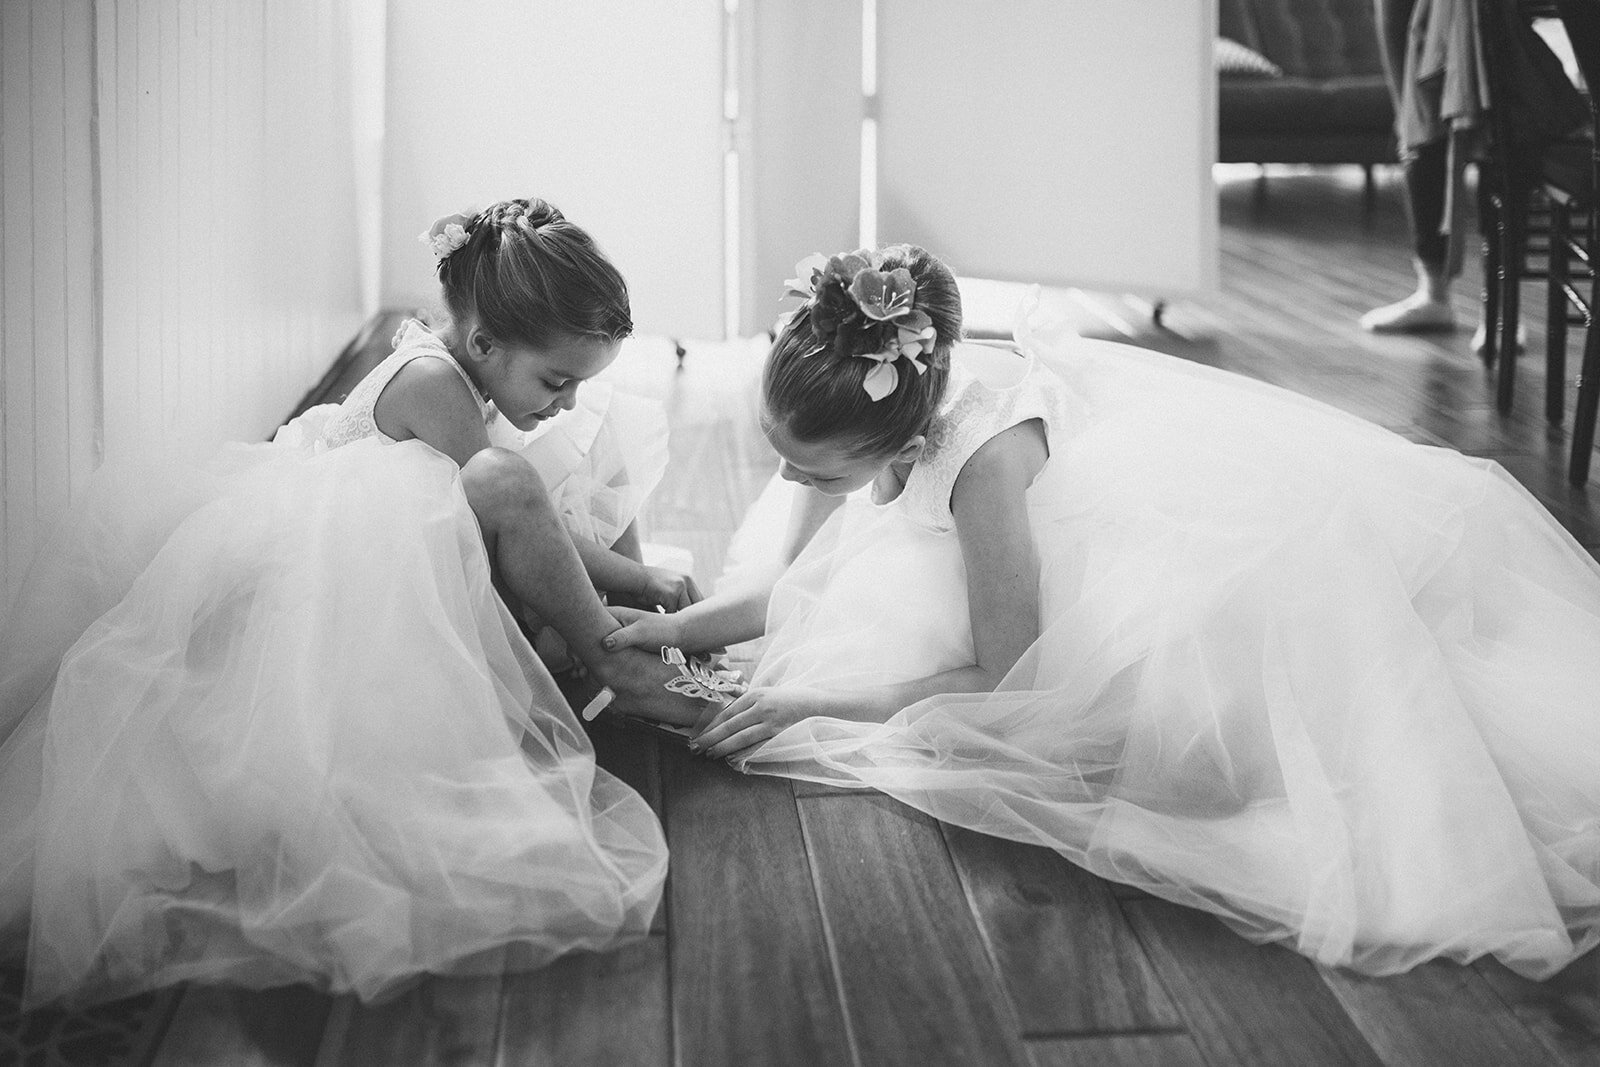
[3,2,1598,1065]
[0,0,1216,606]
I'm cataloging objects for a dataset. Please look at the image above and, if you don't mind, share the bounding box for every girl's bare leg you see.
[461,449,703,725]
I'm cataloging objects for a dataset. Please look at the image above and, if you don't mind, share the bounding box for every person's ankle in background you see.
[1360,259,1455,333]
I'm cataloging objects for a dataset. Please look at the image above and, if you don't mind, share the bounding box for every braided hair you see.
[435,198,632,348]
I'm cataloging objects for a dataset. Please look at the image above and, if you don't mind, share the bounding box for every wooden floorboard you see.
[1474,954,1600,1067]
[1024,1032,1207,1067]
[150,984,331,1067]
[1320,960,1559,1067]
[320,967,507,1067]
[660,750,852,1067]
[796,793,1028,1067]
[496,936,670,1067]
[940,825,1182,1038]
[10,165,1600,1066]
[1122,899,1383,1067]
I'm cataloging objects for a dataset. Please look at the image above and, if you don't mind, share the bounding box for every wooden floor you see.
[6,167,1600,1066]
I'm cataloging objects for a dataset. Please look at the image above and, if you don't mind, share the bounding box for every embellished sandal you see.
[580,647,749,745]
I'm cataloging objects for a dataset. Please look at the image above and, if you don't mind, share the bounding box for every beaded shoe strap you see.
[580,647,749,722]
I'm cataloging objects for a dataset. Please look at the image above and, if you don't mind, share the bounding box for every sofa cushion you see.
[1220,75,1394,133]
[1218,0,1266,51]
[1217,37,1285,77]
[1226,0,1383,80]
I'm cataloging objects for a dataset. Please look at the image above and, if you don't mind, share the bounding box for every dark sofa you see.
[1218,0,1397,166]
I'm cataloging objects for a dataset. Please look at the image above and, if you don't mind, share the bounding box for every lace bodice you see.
[888,342,1067,532]
[312,320,491,451]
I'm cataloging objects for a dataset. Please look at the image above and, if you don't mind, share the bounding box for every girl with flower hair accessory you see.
[604,242,1600,982]
[415,201,702,655]
[0,196,714,1008]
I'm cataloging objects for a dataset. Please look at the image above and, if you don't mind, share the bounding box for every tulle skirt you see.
[0,435,666,1007]
[726,323,1600,980]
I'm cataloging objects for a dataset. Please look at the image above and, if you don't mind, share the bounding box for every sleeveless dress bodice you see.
[889,342,1069,533]
[290,319,493,452]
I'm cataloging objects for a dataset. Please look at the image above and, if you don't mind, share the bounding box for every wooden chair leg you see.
[1496,186,1525,413]
[1480,181,1501,367]
[1548,196,1570,423]
[1573,191,1599,484]
[1571,300,1599,485]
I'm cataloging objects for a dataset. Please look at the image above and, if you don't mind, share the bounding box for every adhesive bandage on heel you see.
[580,686,615,721]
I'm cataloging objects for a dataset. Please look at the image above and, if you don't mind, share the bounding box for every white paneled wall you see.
[95,0,365,460]
[2,2,100,608]
[1,0,371,605]
[877,0,1217,297]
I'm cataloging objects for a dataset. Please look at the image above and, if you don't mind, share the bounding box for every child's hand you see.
[616,565,702,613]
[602,606,684,653]
[689,686,837,760]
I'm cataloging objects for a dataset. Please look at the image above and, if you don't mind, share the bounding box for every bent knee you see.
[461,447,553,520]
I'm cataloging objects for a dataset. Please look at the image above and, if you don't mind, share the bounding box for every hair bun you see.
[433,195,632,349]
[521,199,564,230]
[484,198,565,233]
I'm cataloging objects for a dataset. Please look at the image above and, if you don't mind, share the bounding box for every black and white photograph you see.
[1,1,1598,1064]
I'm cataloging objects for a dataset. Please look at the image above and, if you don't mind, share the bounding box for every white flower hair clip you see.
[418,207,479,262]
[782,251,938,402]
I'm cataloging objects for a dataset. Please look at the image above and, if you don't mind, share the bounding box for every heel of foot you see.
[1360,297,1456,334]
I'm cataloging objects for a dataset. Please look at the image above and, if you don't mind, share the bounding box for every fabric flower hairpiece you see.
[418,207,479,262]
[784,251,938,402]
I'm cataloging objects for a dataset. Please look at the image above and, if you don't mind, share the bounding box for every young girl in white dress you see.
[605,244,1600,980]
[0,198,706,1007]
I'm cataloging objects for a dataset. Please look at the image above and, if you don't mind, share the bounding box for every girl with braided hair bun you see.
[423,199,701,656]
[0,197,712,1007]
[604,242,1600,981]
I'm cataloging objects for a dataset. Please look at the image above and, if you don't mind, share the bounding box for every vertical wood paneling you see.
[133,0,159,453]
[91,0,363,461]
[63,1,99,497]
[157,0,179,441]
[202,0,222,447]
[2,0,369,604]
[30,2,70,542]
[98,0,137,461]
[2,1,41,605]
[175,0,199,450]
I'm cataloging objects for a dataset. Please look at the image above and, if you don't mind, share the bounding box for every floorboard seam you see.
[1020,1025,1190,1041]
[793,796,866,1067]
[936,820,1031,1047]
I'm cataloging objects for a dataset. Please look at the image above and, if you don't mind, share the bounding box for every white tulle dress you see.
[724,309,1600,980]
[0,321,668,1007]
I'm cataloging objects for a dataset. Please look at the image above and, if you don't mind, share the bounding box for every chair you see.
[1476,0,1591,433]
[1551,0,1600,484]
